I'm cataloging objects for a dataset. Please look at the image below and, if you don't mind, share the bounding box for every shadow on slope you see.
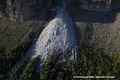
[69,9,120,23]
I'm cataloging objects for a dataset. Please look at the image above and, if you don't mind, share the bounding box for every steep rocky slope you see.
[5,0,40,21]
[0,0,46,21]
[67,3,120,53]
[0,0,120,21]
[0,0,51,51]
[70,0,120,12]
[0,19,45,51]
[0,0,120,54]
[32,8,76,62]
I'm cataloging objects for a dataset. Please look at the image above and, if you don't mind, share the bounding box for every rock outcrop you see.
[0,0,61,21]
[0,0,120,21]
[5,0,44,21]
[0,0,46,21]
[0,0,6,12]
[68,0,120,53]
[69,0,120,12]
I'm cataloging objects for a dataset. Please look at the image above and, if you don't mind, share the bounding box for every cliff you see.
[67,0,120,53]
[0,0,120,21]
[0,0,44,21]
[69,0,120,12]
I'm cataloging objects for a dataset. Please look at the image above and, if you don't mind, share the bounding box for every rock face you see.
[68,1,120,53]
[69,0,120,12]
[0,0,61,21]
[0,0,6,12]
[0,0,6,18]
[0,0,46,21]
[0,0,120,21]
[79,0,111,12]
[5,0,44,21]
[66,0,120,53]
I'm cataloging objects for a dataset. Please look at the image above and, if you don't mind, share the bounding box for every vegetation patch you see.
[40,45,120,80]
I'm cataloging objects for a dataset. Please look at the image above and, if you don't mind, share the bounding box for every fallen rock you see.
[32,8,76,62]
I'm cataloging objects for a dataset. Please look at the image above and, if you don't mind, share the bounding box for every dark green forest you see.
[40,46,120,80]
[0,43,120,80]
